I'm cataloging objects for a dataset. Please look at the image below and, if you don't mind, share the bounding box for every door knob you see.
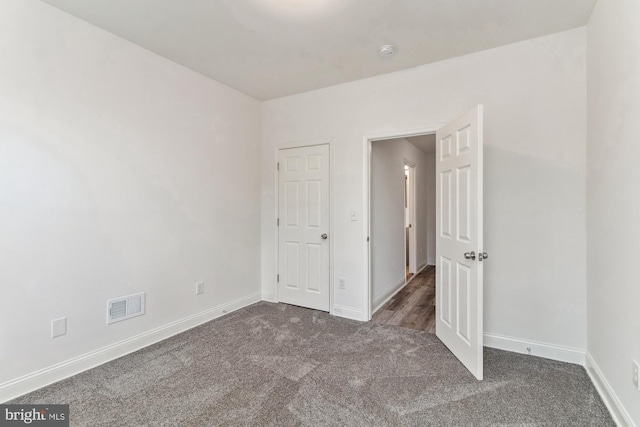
[479,252,489,261]
[321,234,328,240]
[464,251,476,260]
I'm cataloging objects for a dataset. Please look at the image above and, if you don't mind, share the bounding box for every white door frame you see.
[404,160,417,276]
[274,138,334,313]
[363,127,439,321]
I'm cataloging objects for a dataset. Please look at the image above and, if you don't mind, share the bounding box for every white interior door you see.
[435,105,484,380]
[278,144,330,311]
[406,164,417,275]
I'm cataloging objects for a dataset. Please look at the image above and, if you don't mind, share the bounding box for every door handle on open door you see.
[464,251,476,260]
[321,234,328,240]
[479,252,489,261]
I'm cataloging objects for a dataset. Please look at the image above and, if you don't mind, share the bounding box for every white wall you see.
[587,0,640,424]
[261,28,587,351]
[0,0,261,396]
[370,138,429,308]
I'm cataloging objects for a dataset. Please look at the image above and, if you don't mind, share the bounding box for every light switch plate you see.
[51,317,67,338]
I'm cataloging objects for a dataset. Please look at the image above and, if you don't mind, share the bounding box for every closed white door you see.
[278,144,330,311]
[435,105,485,380]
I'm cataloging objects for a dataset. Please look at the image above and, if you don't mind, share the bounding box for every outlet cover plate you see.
[196,281,205,295]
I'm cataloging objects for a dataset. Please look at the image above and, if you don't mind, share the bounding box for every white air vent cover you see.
[107,292,145,324]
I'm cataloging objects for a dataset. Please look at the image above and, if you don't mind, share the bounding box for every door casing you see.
[363,127,439,321]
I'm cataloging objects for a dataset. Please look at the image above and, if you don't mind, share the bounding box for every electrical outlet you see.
[51,317,67,338]
[338,277,346,289]
[196,281,205,295]
[633,360,639,390]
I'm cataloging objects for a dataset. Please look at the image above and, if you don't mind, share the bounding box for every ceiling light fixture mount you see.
[378,44,396,58]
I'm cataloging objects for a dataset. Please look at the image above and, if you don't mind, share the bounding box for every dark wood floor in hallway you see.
[372,265,435,333]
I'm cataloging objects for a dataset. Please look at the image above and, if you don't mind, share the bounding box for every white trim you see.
[365,127,443,143]
[332,304,364,321]
[0,292,262,403]
[363,136,372,320]
[372,262,428,314]
[261,292,277,303]
[483,332,585,365]
[363,127,440,321]
[276,138,333,151]
[372,277,406,314]
[585,353,636,427]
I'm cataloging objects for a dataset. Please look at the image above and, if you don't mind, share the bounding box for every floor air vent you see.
[107,292,145,324]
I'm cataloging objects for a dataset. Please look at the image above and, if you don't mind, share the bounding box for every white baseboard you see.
[585,353,636,427]
[0,291,262,403]
[372,277,406,313]
[372,263,429,315]
[332,304,363,321]
[483,332,585,365]
[261,292,276,303]
[415,263,428,274]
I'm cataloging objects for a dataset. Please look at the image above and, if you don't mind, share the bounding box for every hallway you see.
[372,265,435,333]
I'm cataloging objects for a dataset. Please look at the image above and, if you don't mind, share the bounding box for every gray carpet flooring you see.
[12,302,613,426]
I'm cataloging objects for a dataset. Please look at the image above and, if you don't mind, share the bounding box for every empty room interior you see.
[1,0,639,425]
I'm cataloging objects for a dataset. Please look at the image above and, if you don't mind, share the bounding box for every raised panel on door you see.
[307,243,321,293]
[457,166,471,243]
[456,263,471,344]
[285,181,300,227]
[440,256,452,327]
[441,170,452,238]
[278,144,330,312]
[285,242,299,289]
[307,180,322,229]
[435,105,484,380]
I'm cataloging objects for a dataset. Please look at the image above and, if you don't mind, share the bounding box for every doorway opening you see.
[367,134,437,334]
[363,105,485,380]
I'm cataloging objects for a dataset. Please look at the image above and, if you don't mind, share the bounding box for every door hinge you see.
[277,274,279,282]
[367,236,370,242]
[277,218,280,226]
[277,162,280,171]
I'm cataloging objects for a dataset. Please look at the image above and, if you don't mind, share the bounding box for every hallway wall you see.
[371,138,430,309]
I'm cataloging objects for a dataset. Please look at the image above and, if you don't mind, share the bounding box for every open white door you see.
[435,105,484,380]
[277,144,330,312]
[405,164,417,275]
